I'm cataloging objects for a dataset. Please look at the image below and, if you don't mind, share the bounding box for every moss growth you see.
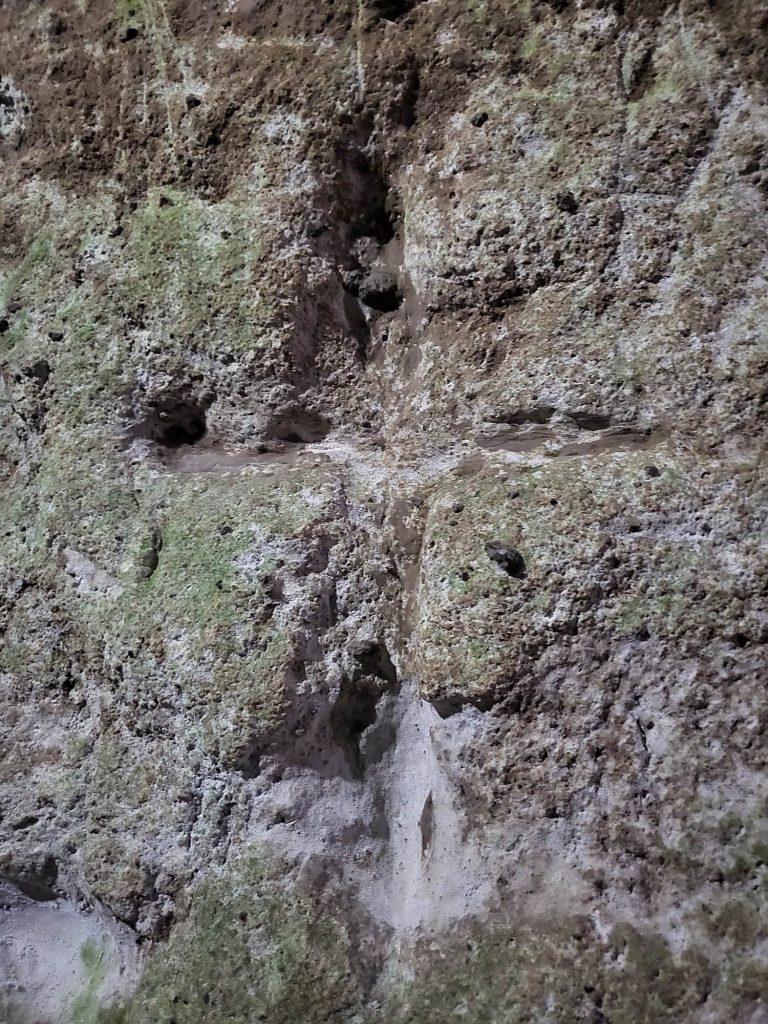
[0,178,285,592]
[369,915,724,1024]
[119,188,272,357]
[70,942,109,1024]
[412,473,523,702]
[89,468,338,765]
[109,850,361,1024]
[413,447,741,707]
[518,22,541,62]
[59,906,768,1024]
[0,227,54,312]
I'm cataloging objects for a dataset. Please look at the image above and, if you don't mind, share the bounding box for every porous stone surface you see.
[1,1,768,1022]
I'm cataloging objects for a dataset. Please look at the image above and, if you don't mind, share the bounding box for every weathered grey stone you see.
[1,1,767,1022]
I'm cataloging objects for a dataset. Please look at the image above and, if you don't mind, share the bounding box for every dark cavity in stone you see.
[485,541,527,579]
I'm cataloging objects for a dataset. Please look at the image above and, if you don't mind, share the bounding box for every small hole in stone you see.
[485,541,526,579]
[159,413,206,448]
[347,269,403,313]
[570,410,609,431]
[12,814,39,831]
[24,360,50,386]
[372,0,419,22]
[131,392,212,449]
[264,408,331,444]
[555,191,579,214]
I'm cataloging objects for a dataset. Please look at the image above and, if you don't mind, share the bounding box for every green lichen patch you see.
[80,728,200,924]
[94,467,340,766]
[621,15,722,196]
[70,942,110,1024]
[0,227,55,318]
[98,903,768,1024]
[118,188,274,358]
[371,913,758,1024]
[413,450,760,709]
[0,177,291,594]
[108,850,363,1024]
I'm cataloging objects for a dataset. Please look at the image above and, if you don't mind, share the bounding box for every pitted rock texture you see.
[1,1,768,1022]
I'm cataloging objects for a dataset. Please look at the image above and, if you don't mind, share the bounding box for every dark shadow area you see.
[130,389,213,448]
[264,407,332,444]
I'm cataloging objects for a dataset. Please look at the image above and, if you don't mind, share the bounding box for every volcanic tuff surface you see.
[1,0,768,1021]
